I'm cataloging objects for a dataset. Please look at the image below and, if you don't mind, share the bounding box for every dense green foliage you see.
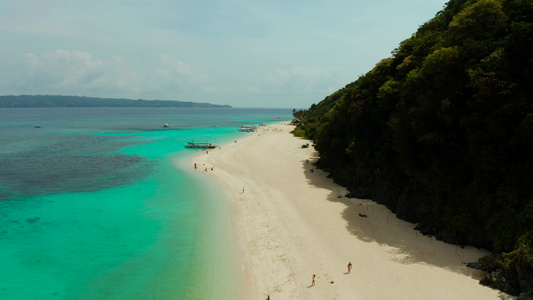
[294,0,533,256]
[292,82,357,137]
[0,95,231,108]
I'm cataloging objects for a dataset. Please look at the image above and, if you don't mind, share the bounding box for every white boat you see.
[184,142,217,149]
[238,125,257,132]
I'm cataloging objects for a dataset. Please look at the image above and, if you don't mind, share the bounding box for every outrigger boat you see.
[184,142,217,149]
[238,125,257,132]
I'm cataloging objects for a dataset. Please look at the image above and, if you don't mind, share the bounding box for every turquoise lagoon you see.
[0,107,293,299]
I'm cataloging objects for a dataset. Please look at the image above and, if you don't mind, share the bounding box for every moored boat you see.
[238,125,257,132]
[184,142,217,149]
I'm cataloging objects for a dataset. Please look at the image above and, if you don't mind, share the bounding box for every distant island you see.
[0,95,232,108]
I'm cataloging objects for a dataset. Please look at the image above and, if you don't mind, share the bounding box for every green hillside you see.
[293,0,533,296]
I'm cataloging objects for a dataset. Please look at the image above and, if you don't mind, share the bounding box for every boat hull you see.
[184,142,217,149]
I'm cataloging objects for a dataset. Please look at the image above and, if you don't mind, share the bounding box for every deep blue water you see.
[0,107,292,299]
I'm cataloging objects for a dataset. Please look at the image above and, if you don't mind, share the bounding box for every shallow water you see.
[0,107,291,299]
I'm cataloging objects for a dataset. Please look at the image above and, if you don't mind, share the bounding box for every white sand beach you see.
[190,123,506,299]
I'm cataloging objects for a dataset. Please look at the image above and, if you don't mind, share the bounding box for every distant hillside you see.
[0,95,231,108]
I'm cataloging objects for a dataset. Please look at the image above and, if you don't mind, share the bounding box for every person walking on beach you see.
[347,262,352,274]
[311,274,316,286]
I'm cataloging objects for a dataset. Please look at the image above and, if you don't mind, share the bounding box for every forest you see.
[293,0,533,296]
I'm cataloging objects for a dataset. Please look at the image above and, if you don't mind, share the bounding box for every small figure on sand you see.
[266,295,270,300]
[348,261,352,274]
[194,163,197,169]
[311,274,316,286]
[242,186,245,193]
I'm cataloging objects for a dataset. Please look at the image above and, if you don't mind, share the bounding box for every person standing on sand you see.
[312,274,316,286]
[348,262,352,274]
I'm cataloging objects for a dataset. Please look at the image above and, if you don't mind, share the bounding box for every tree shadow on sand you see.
[300,157,490,281]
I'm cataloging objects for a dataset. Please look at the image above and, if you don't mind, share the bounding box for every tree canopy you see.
[293,1,533,294]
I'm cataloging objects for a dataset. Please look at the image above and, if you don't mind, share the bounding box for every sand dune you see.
[191,123,505,299]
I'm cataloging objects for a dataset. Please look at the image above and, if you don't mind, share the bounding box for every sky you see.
[0,0,446,108]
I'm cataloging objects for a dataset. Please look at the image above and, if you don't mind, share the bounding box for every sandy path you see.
[190,123,505,299]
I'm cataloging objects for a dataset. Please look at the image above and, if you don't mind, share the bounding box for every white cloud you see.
[19,50,127,93]
[9,50,211,100]
[156,54,210,85]
[264,66,337,94]
[0,0,447,107]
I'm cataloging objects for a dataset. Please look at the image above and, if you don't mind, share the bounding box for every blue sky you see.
[0,0,446,108]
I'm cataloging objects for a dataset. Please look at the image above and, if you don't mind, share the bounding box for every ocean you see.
[0,107,293,299]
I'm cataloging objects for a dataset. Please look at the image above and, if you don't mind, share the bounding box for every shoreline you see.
[175,151,244,299]
[189,122,504,299]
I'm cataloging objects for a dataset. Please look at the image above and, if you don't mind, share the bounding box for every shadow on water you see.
[300,153,489,282]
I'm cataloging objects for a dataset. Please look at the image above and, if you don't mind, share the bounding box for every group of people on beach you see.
[193,162,215,173]
[309,261,353,287]
[266,262,353,299]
